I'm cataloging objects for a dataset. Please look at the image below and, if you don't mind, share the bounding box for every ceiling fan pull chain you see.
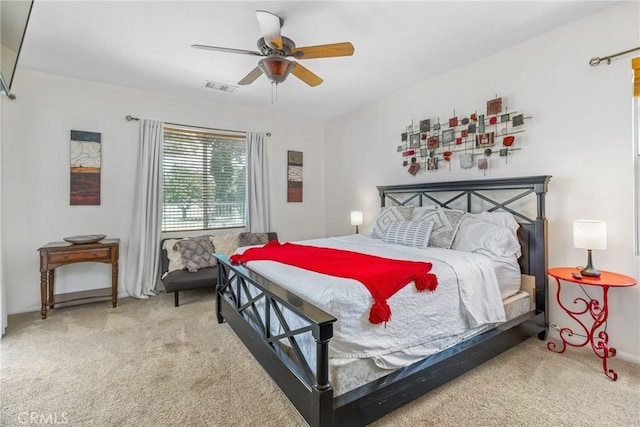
[270,81,280,104]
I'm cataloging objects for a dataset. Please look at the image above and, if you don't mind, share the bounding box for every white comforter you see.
[234,235,506,360]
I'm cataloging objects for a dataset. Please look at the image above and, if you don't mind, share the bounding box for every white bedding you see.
[234,234,506,360]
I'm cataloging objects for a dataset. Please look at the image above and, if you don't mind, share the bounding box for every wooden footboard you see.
[215,175,551,427]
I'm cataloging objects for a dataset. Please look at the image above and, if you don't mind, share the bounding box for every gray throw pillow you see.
[238,232,269,247]
[415,208,466,249]
[174,236,217,272]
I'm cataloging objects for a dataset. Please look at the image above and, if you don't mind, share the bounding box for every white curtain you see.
[247,132,271,232]
[0,174,5,337]
[0,97,6,336]
[124,119,164,298]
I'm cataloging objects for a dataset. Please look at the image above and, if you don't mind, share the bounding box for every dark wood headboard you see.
[377,175,551,317]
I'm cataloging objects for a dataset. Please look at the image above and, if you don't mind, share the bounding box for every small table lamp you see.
[573,220,607,277]
[350,211,364,234]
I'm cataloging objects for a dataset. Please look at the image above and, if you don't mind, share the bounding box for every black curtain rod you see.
[125,115,271,137]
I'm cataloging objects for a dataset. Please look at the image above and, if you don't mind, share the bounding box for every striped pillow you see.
[369,206,415,239]
[381,220,433,249]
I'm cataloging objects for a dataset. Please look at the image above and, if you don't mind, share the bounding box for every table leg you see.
[40,271,48,319]
[547,279,617,380]
[589,287,617,380]
[48,270,55,309]
[547,279,591,353]
[111,262,119,308]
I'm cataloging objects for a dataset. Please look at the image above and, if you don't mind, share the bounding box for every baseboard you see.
[616,350,640,364]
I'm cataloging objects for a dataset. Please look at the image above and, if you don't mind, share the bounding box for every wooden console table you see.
[38,239,120,319]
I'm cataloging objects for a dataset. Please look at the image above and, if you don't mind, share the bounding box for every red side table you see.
[547,267,636,380]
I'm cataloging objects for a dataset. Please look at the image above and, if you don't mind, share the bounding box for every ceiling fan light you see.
[258,57,293,84]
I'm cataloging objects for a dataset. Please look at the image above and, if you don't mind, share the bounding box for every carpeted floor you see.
[1,289,638,427]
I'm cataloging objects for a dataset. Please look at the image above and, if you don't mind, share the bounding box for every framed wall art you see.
[287,150,303,203]
[396,95,529,175]
[70,130,101,205]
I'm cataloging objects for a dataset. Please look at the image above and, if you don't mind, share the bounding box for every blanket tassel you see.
[369,300,391,324]
[414,273,438,292]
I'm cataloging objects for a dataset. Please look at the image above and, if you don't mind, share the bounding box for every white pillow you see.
[368,206,415,238]
[466,211,521,256]
[451,216,521,258]
[163,238,187,273]
[415,208,466,249]
[467,211,519,238]
[382,220,433,249]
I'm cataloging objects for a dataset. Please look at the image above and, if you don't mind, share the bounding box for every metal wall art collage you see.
[399,96,529,176]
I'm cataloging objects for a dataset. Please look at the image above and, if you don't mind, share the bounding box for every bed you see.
[215,175,551,426]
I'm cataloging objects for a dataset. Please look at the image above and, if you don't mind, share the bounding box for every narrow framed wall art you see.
[287,150,303,203]
[70,130,101,205]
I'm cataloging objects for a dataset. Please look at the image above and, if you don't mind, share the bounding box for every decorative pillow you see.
[410,205,440,222]
[415,208,466,249]
[382,220,433,249]
[451,216,521,258]
[238,232,269,247]
[163,239,187,273]
[369,206,415,239]
[174,236,217,272]
[210,233,240,257]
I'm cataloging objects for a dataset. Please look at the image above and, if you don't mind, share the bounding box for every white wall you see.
[325,2,640,359]
[1,69,325,314]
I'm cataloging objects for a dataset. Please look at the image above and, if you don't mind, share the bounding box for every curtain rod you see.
[125,115,271,137]
[589,46,640,66]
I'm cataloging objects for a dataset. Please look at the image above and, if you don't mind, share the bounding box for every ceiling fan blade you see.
[238,66,264,85]
[191,44,263,56]
[291,62,323,87]
[256,10,283,50]
[291,42,354,59]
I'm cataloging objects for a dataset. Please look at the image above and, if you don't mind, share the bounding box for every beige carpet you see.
[1,289,638,427]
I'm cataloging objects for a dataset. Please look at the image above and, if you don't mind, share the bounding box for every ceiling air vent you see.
[203,80,237,93]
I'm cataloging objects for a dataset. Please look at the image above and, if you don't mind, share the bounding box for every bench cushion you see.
[162,267,217,292]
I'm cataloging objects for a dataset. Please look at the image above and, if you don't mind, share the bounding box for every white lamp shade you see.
[573,220,607,250]
[350,211,364,226]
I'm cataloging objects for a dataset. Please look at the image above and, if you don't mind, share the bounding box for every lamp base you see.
[580,249,601,277]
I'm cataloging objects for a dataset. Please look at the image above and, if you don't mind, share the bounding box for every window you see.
[162,126,247,232]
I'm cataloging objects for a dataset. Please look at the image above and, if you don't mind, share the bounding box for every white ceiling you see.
[18,1,615,120]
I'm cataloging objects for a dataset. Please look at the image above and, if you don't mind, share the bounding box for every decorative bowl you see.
[63,234,107,244]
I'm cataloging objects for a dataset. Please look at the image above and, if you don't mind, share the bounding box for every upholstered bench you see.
[160,232,277,306]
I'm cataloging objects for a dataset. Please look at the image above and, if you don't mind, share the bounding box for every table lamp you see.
[573,220,607,277]
[350,211,364,234]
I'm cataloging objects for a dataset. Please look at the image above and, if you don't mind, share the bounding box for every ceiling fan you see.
[192,10,354,88]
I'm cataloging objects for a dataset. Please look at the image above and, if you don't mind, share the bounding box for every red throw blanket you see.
[230,241,438,324]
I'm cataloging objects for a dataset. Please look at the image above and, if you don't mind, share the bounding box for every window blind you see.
[162,126,247,232]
